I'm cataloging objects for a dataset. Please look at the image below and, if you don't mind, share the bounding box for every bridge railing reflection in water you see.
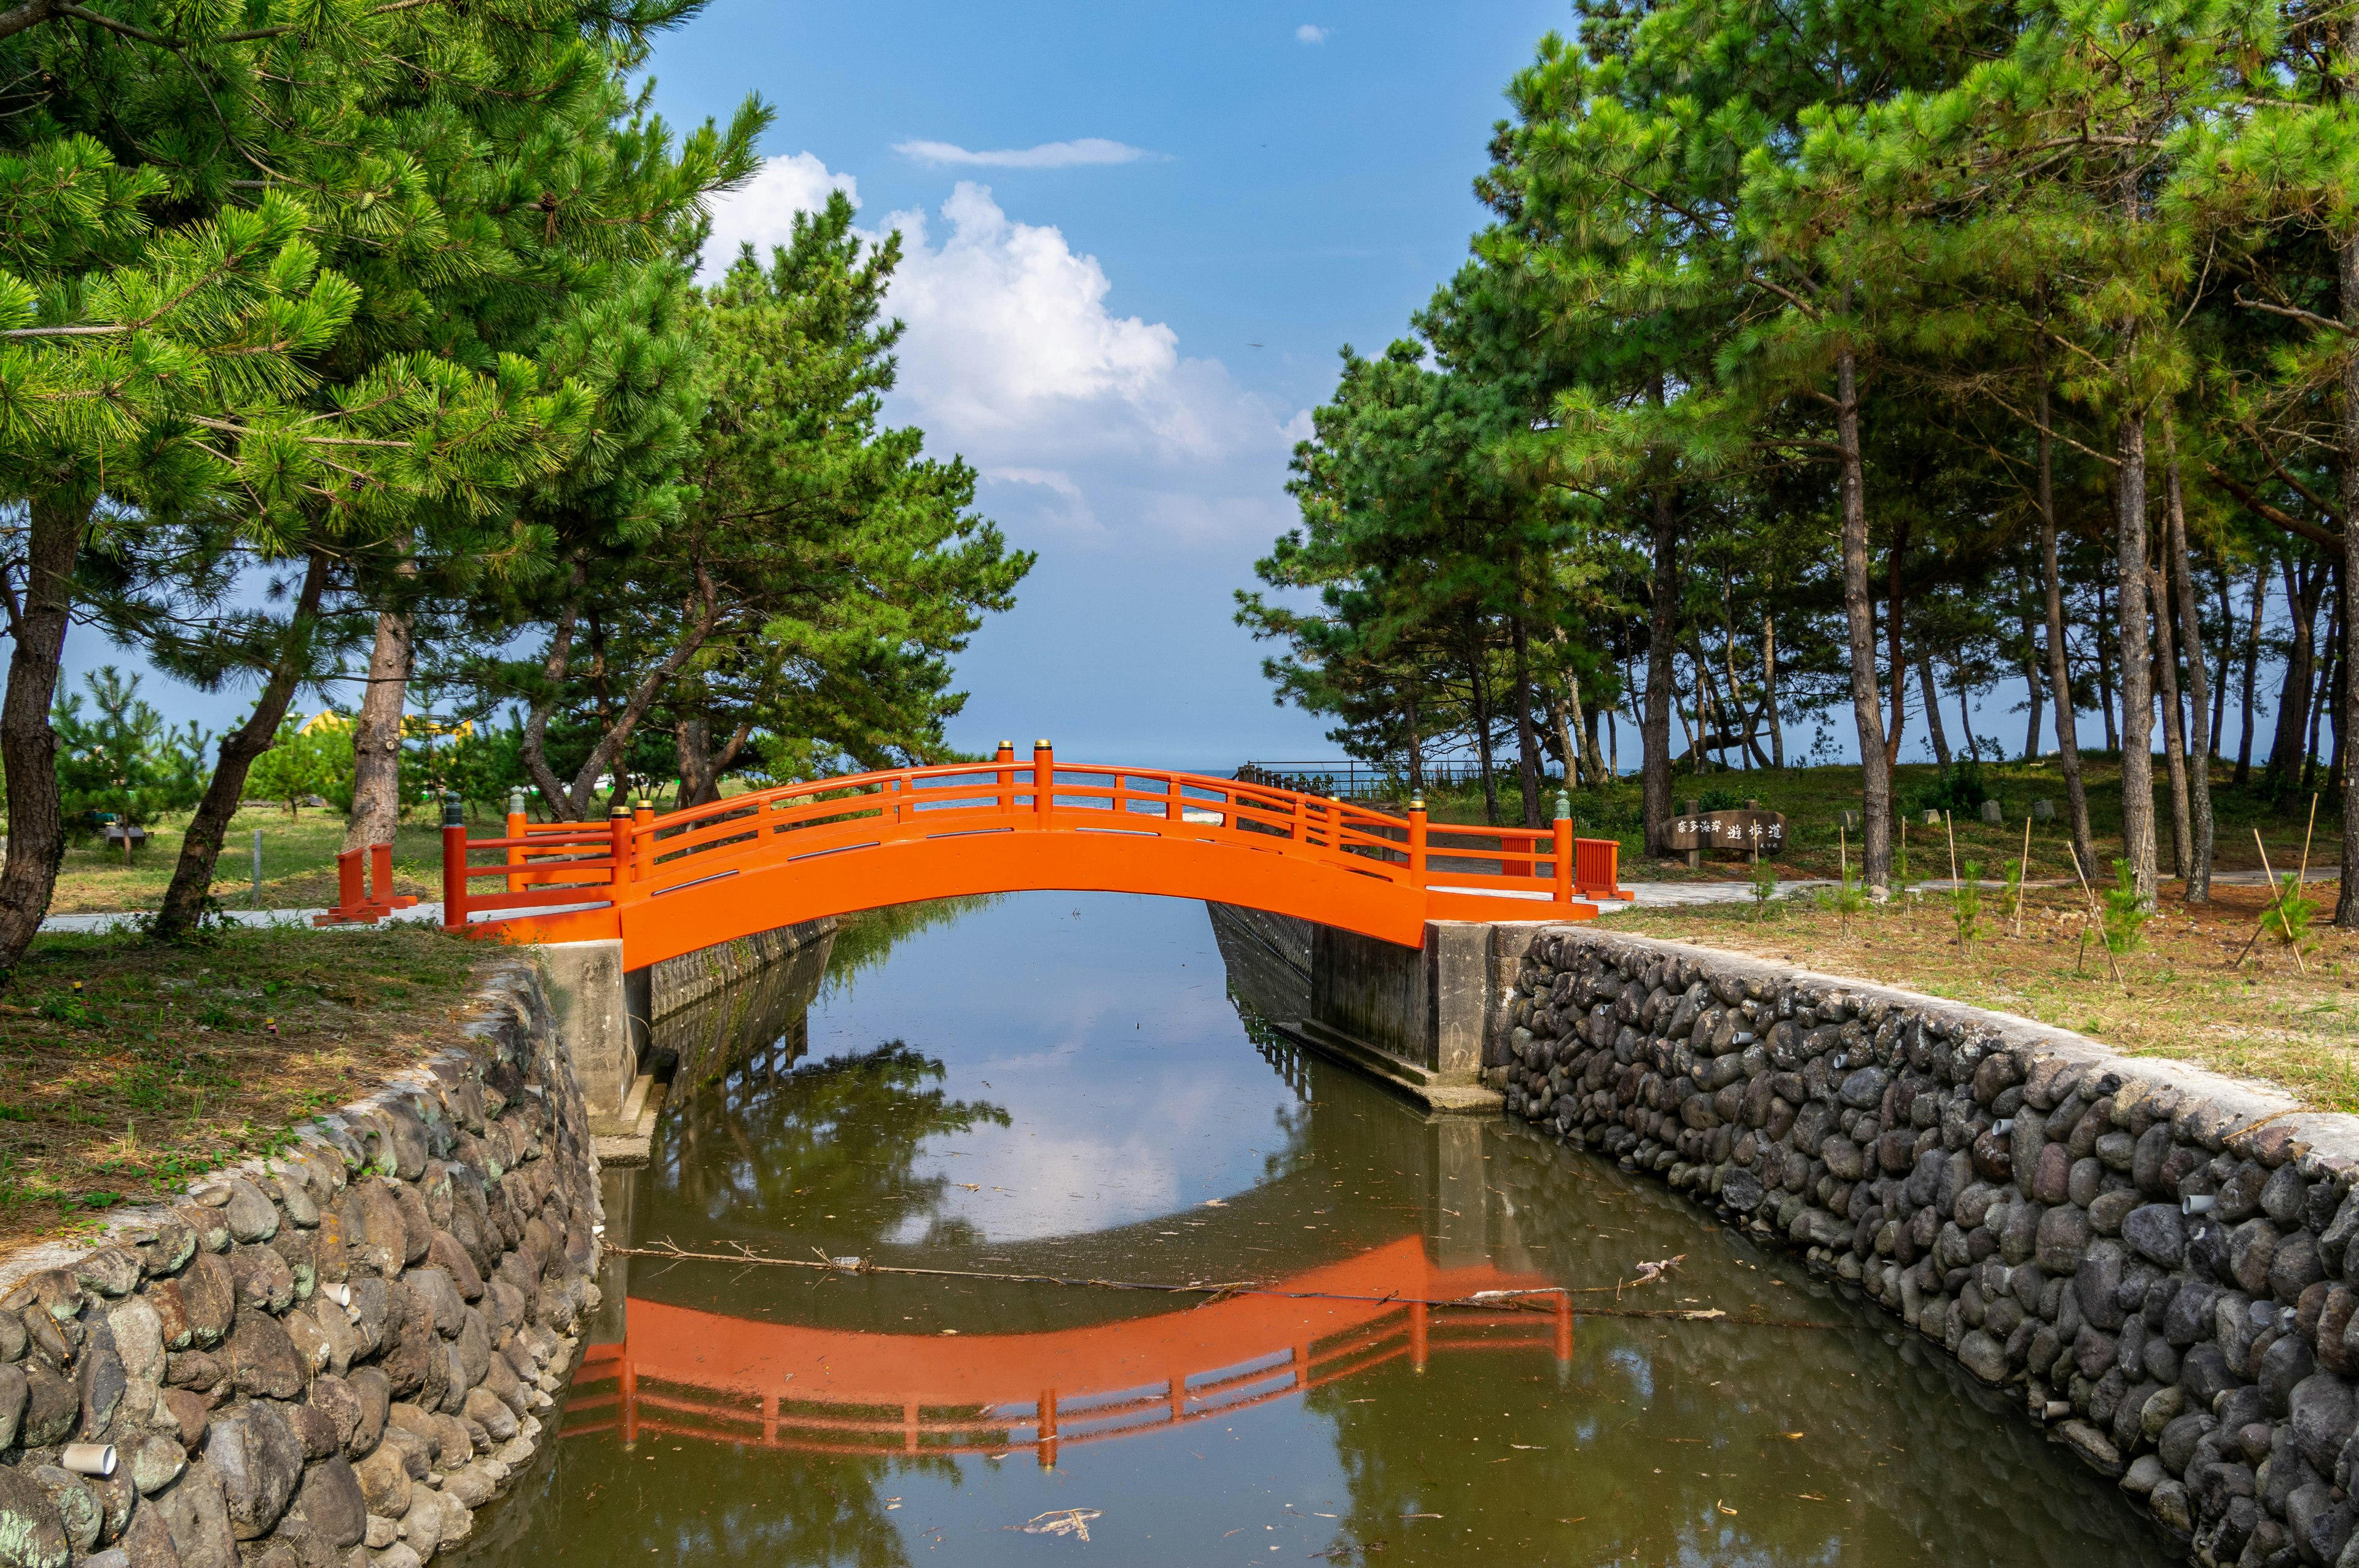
[561,1236,1571,1465]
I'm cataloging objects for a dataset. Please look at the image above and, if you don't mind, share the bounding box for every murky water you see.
[461,894,2167,1566]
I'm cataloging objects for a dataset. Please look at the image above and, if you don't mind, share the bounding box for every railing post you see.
[441,797,467,930]
[505,787,527,894]
[1037,1387,1058,1469]
[633,797,654,879]
[996,741,1015,815]
[1291,789,1307,848]
[1033,740,1053,825]
[609,806,631,887]
[1408,797,1428,885]
[368,842,399,909]
[1553,791,1573,907]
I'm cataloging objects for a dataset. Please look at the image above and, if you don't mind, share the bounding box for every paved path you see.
[39,905,447,934]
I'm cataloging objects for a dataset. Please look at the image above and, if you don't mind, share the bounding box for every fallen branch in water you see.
[588,1241,1851,1325]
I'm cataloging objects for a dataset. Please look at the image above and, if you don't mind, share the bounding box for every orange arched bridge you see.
[434,744,1627,967]
[561,1238,1571,1463]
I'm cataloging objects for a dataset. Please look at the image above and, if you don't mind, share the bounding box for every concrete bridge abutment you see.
[1211,903,1540,1112]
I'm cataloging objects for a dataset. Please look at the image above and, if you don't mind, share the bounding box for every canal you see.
[461,892,2165,1565]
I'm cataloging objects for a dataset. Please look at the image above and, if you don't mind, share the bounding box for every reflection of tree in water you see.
[651,1042,1009,1248]
[821,897,1002,1000]
[504,1439,959,1568]
[1302,1346,1833,1567]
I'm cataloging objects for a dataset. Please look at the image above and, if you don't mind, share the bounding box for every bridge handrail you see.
[441,742,1626,936]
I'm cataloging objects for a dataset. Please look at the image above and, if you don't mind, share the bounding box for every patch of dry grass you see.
[1618,880,2359,1112]
[0,922,485,1249]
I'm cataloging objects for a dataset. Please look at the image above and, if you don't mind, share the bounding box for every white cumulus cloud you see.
[1296,23,1329,42]
[882,182,1269,470]
[894,137,1155,170]
[699,159,1293,552]
[695,153,858,280]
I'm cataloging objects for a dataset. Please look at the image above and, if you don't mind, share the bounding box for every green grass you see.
[0,921,483,1246]
[1417,755,2340,883]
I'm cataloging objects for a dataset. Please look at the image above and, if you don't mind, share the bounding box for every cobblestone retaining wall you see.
[0,955,600,1568]
[645,918,834,1023]
[1498,926,2359,1568]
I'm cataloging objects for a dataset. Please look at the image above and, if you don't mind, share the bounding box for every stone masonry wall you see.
[646,918,834,1023]
[1497,925,2359,1568]
[0,954,602,1568]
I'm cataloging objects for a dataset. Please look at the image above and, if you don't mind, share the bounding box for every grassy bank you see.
[46,805,452,913]
[0,922,483,1248]
[1621,880,2359,1111]
[1427,756,2343,883]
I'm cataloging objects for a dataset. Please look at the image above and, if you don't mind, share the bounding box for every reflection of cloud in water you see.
[794,895,1307,1243]
[893,1064,1251,1241]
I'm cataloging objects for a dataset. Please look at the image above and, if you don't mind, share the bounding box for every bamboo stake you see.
[2068,842,2126,986]
[2255,829,2307,975]
[2016,814,2033,938]
[1944,810,1963,958]
[1838,824,1848,935]
[2301,794,2319,886]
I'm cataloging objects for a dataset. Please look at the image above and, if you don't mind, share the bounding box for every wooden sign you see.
[1667,809,1786,854]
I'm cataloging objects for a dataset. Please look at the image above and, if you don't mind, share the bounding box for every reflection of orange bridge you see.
[437,746,1628,963]
[565,1239,1570,1464]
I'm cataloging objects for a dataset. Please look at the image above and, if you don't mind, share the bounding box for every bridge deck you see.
[438,746,1628,964]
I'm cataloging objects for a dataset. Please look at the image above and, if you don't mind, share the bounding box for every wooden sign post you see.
[1666,800,1788,863]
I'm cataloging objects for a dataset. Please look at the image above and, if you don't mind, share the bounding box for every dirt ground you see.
[0,922,485,1250]
[1620,878,2359,1112]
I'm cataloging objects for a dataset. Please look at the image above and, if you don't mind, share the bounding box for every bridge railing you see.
[561,1296,1567,1462]
[439,741,1627,933]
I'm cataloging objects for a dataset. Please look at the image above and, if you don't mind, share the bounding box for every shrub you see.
[2262,873,2317,954]
[54,668,209,838]
[1906,760,1990,817]
[1952,859,1987,953]
[2102,860,2151,954]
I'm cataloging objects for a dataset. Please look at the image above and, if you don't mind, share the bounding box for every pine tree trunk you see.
[2307,582,2339,795]
[2166,453,2215,902]
[1510,604,1541,829]
[0,491,92,977]
[2340,37,2359,923]
[675,717,713,807]
[1470,620,1499,825]
[1558,668,1587,788]
[1917,654,1952,769]
[1404,686,1423,797]
[2210,564,2231,757]
[1952,657,1981,762]
[2019,581,2044,762]
[520,572,583,819]
[2269,556,2318,789]
[1642,480,1680,856]
[1884,521,1911,771]
[151,552,331,941]
[1762,612,1784,768]
[2116,412,2159,906]
[2239,557,2265,786]
[2037,383,2098,878]
[1836,348,1893,890]
[2097,576,2120,754]
[342,609,412,852]
[2151,561,2191,880]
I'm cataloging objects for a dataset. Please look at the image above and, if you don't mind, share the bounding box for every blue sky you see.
[648,0,1570,766]
[65,0,2199,776]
